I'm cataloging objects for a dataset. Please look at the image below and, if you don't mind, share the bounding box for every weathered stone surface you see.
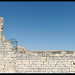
[17,45,27,52]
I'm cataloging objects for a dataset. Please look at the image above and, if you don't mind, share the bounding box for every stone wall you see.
[0,17,4,48]
[13,50,75,73]
[0,17,75,73]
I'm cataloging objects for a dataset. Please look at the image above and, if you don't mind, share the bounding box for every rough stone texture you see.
[0,17,4,49]
[0,17,75,73]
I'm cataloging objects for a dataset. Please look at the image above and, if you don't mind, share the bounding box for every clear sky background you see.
[0,2,75,51]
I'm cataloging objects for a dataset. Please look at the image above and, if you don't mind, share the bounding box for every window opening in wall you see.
[9,38,18,50]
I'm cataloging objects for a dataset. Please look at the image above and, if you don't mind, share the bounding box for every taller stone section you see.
[0,17,4,49]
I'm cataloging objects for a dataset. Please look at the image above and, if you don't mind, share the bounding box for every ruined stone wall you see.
[0,17,15,73]
[1,47,75,73]
[0,17,4,48]
[0,37,16,73]
[0,17,75,73]
[13,50,75,73]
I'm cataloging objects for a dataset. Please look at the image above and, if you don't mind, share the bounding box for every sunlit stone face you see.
[0,17,2,21]
[0,17,4,41]
[0,17,4,34]
[0,17,4,23]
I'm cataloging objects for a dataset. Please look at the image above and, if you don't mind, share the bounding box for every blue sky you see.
[0,2,75,51]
